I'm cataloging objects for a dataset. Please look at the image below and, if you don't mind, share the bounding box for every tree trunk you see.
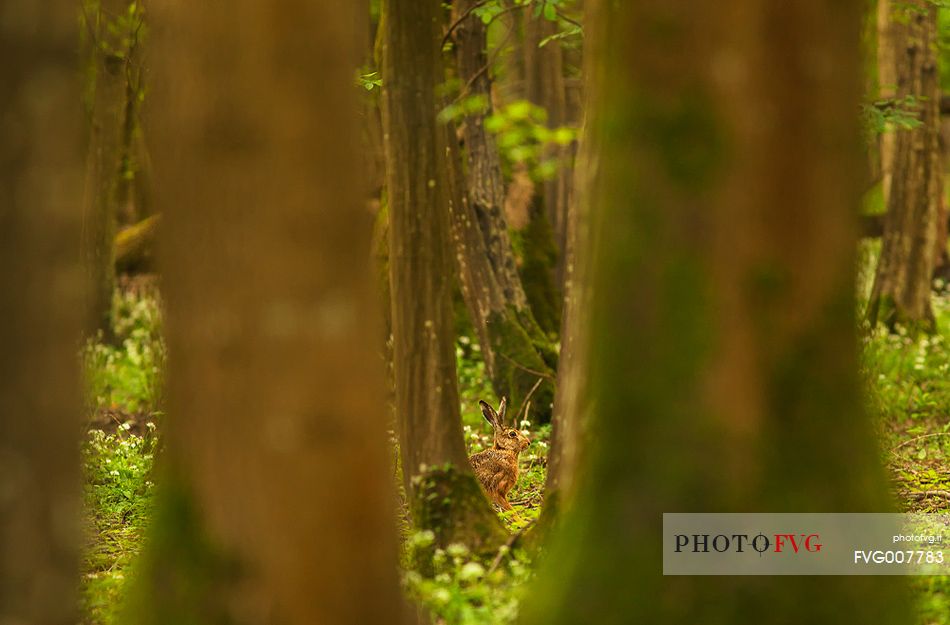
[115,9,145,228]
[521,1,909,623]
[451,0,558,423]
[454,0,528,311]
[138,3,406,623]
[82,0,131,337]
[539,116,594,527]
[877,0,897,206]
[382,0,506,552]
[868,0,941,331]
[523,13,573,288]
[0,3,83,623]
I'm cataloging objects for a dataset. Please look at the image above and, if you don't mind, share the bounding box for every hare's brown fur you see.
[468,398,530,510]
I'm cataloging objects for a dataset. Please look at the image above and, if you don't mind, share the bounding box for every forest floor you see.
[80,276,950,625]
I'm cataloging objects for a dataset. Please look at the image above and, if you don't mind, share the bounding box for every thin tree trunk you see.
[115,12,145,227]
[877,0,898,206]
[540,108,593,523]
[452,0,557,422]
[522,1,909,623]
[524,14,573,288]
[82,0,129,336]
[868,0,941,330]
[454,0,529,311]
[0,3,83,623]
[138,3,405,623]
[382,0,506,552]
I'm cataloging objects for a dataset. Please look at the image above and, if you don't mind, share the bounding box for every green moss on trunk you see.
[409,464,508,569]
[518,199,562,336]
[123,477,240,625]
[486,309,556,423]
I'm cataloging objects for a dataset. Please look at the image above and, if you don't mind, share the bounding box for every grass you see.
[80,274,950,625]
[80,287,164,625]
[80,427,156,625]
[863,291,950,624]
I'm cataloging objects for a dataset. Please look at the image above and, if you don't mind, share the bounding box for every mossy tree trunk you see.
[81,0,137,337]
[0,3,83,623]
[521,1,909,624]
[868,0,941,331]
[451,0,557,423]
[877,0,898,206]
[444,113,557,433]
[453,0,529,310]
[539,95,597,529]
[140,2,406,623]
[382,0,506,552]
[114,7,145,228]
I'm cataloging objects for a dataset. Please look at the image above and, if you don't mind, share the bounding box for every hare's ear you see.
[497,397,508,426]
[479,400,498,427]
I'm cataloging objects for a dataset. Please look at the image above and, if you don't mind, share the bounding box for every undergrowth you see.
[79,271,950,625]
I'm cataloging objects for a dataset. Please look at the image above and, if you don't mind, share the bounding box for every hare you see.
[469,397,531,511]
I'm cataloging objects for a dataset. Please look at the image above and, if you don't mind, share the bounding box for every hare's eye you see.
[508,431,518,438]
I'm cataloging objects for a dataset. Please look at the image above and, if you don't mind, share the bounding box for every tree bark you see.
[877,0,898,206]
[523,13,573,288]
[521,1,909,623]
[115,8,145,228]
[0,3,83,623]
[868,0,941,330]
[81,0,132,337]
[139,2,406,623]
[539,116,594,527]
[451,0,557,423]
[382,0,506,552]
[454,0,528,311]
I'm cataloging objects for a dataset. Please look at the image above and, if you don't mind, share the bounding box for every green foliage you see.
[403,537,533,625]
[861,95,924,141]
[357,71,382,91]
[80,0,148,115]
[863,324,950,422]
[80,0,147,59]
[486,100,576,181]
[939,7,950,90]
[863,286,950,624]
[472,0,569,26]
[438,93,491,125]
[81,427,157,625]
[83,290,165,414]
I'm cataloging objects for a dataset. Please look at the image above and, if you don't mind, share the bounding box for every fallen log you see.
[115,214,160,273]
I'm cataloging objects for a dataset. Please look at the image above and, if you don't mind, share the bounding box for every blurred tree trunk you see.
[451,0,557,422]
[382,0,506,552]
[868,0,941,330]
[0,2,83,623]
[521,1,909,624]
[540,120,594,529]
[139,2,406,624]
